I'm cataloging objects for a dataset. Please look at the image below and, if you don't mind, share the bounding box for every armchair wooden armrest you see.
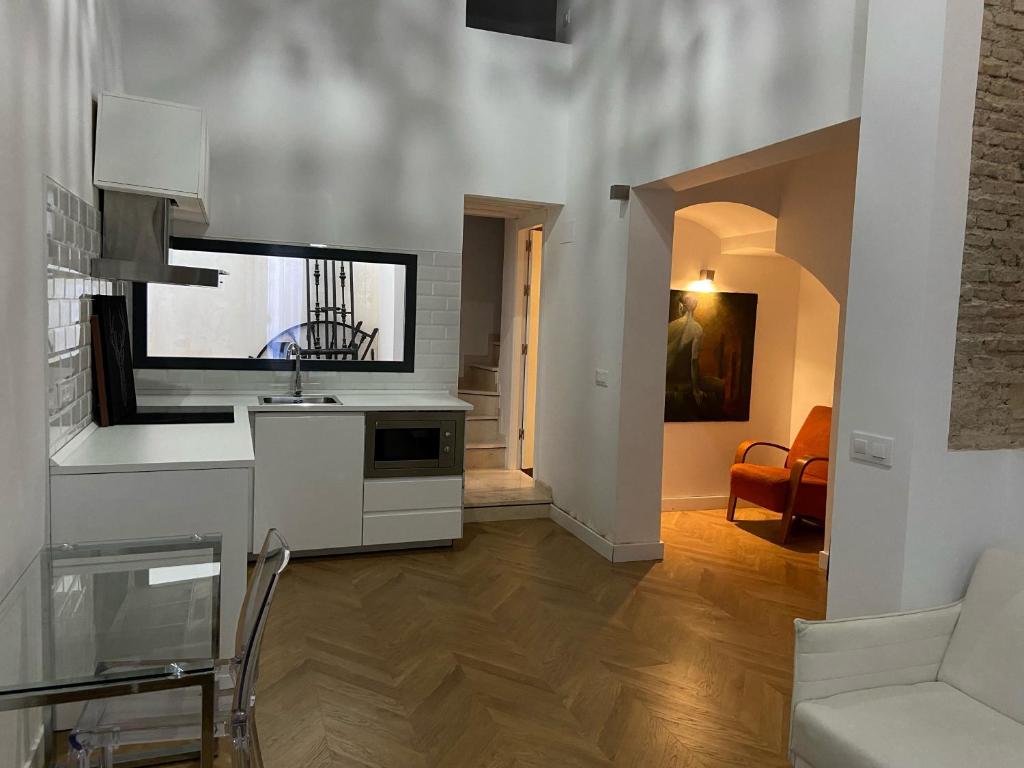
[734,439,790,465]
[780,456,829,542]
[726,440,792,523]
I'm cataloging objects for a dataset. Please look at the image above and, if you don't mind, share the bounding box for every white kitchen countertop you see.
[50,390,472,475]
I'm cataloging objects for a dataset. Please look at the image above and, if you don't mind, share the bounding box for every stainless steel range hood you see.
[91,192,221,287]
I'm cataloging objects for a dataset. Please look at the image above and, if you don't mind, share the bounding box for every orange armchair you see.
[727,405,832,543]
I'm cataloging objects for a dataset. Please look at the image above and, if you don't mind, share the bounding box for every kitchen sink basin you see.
[259,394,341,405]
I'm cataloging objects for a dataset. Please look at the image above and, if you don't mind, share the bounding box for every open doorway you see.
[663,203,841,556]
[653,131,858,569]
[459,197,554,519]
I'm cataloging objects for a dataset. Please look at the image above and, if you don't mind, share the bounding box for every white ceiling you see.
[675,201,778,239]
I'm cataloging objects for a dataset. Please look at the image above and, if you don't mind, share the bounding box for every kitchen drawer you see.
[363,476,463,513]
[362,508,462,546]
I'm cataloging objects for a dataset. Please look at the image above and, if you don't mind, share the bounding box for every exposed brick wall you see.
[950,0,1024,449]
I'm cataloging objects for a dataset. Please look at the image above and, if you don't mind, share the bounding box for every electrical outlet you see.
[595,369,609,388]
[850,431,894,468]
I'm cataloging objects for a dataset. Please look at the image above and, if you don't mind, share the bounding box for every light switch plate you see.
[595,369,609,387]
[850,430,894,468]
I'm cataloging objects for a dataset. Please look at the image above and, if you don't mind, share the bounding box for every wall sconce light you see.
[686,268,717,293]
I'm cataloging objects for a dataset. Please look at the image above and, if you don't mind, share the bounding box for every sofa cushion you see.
[729,463,827,519]
[792,682,1024,768]
[938,548,1024,724]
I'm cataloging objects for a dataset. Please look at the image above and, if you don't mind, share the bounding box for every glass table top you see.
[0,534,221,699]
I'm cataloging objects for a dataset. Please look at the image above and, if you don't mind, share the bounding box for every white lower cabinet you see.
[362,476,463,545]
[49,467,250,660]
[253,413,365,552]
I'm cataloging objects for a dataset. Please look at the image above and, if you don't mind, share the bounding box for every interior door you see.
[520,228,543,472]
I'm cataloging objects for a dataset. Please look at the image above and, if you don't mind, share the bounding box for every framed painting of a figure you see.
[665,290,757,422]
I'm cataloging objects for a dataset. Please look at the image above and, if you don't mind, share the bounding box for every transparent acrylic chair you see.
[70,529,291,768]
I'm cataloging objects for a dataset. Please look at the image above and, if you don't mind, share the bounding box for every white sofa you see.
[789,548,1024,767]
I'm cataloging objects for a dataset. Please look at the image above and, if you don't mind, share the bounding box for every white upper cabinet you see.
[93,92,210,224]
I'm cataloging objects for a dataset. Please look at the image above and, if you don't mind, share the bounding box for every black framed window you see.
[466,0,562,42]
[133,238,417,372]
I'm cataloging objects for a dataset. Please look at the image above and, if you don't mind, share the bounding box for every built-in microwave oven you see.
[364,411,465,478]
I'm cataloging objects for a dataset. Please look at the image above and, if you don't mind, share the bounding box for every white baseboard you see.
[612,540,665,562]
[549,505,664,562]
[818,550,829,571]
[661,496,756,511]
[549,504,613,559]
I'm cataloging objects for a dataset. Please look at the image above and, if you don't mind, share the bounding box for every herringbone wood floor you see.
[210,508,825,767]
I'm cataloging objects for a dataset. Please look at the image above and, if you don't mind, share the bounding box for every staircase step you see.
[464,503,551,523]
[465,364,499,392]
[459,390,499,416]
[465,446,506,470]
[463,469,552,509]
[466,416,500,443]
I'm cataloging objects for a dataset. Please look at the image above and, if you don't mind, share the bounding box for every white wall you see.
[114,0,569,255]
[776,145,859,305]
[538,0,865,547]
[459,216,504,377]
[827,0,1024,617]
[0,0,123,761]
[790,271,840,442]
[0,0,122,600]
[113,0,569,395]
[662,219,800,506]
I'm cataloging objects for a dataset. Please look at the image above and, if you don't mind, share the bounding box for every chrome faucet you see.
[286,342,303,396]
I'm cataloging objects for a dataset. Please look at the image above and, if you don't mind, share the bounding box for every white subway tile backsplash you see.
[430,311,459,326]
[415,354,458,370]
[419,266,448,281]
[418,326,445,340]
[45,177,112,455]
[417,296,447,311]
[432,281,460,298]
[430,340,459,354]
[433,251,461,267]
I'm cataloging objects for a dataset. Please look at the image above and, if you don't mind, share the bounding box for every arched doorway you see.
[663,201,842,554]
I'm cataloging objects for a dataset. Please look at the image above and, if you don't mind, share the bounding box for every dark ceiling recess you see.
[466,0,561,42]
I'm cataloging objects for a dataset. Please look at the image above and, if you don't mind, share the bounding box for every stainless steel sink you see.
[259,395,341,405]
